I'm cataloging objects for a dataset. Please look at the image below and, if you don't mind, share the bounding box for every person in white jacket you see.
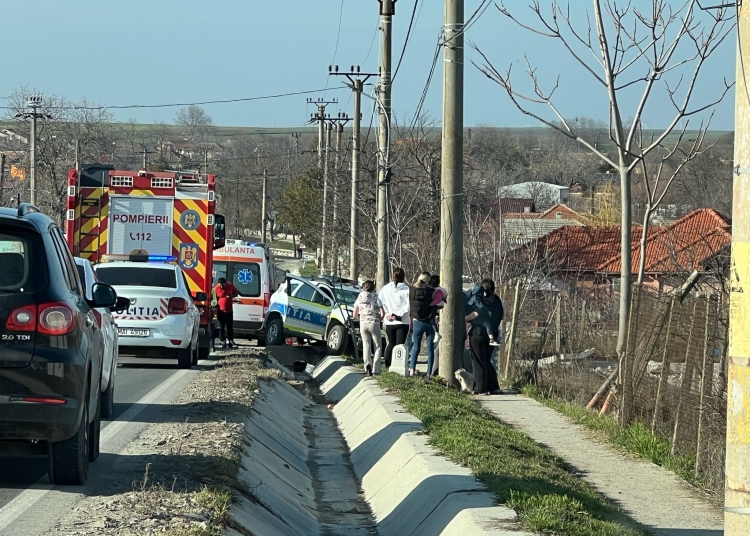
[378,267,411,368]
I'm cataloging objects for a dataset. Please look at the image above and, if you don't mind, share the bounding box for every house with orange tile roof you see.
[510,208,731,294]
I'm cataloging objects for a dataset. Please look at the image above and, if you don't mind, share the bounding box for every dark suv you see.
[0,204,117,485]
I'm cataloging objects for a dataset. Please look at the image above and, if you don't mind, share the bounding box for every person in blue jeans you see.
[408,272,436,378]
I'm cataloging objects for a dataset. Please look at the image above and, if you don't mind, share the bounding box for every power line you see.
[324,0,346,99]
[0,87,347,111]
[391,0,421,86]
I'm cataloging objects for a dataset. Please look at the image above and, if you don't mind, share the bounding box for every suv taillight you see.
[264,292,270,309]
[38,303,76,336]
[6,305,37,332]
[168,297,187,315]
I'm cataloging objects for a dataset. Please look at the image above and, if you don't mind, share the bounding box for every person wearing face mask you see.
[464,279,504,395]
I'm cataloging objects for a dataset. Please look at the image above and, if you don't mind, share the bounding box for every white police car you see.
[265,275,362,354]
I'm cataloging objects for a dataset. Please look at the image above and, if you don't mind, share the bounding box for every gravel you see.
[45,348,278,536]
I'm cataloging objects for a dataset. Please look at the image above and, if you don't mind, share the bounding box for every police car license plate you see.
[118,328,150,337]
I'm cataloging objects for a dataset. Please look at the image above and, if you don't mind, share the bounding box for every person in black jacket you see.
[408,272,436,378]
[465,279,503,395]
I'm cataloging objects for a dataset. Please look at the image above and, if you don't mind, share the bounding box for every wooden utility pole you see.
[438,0,464,382]
[330,66,377,281]
[727,4,750,532]
[376,0,395,290]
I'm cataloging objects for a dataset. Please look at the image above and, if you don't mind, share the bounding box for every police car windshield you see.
[96,266,177,288]
[334,288,359,306]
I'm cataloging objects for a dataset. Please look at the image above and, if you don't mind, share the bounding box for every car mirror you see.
[193,292,208,302]
[111,296,130,313]
[91,283,117,309]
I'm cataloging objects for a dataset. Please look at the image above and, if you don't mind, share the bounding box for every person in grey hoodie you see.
[378,267,410,368]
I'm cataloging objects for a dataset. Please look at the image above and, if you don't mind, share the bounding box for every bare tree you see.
[174,105,213,142]
[473,0,734,361]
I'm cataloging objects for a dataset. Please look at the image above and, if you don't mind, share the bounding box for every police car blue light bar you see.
[102,254,177,263]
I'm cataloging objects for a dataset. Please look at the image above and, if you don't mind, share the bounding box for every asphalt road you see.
[0,355,213,536]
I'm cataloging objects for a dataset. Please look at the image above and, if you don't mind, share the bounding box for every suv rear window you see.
[96,266,177,288]
[0,233,33,292]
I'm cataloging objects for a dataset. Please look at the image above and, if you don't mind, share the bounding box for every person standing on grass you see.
[379,267,410,368]
[354,280,384,376]
[429,274,447,376]
[465,278,503,395]
[408,272,436,379]
[214,277,239,349]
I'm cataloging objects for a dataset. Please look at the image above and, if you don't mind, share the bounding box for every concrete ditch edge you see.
[318,360,533,536]
[228,376,377,536]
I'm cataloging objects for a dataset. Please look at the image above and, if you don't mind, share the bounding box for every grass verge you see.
[300,261,319,277]
[378,373,646,536]
[521,385,711,497]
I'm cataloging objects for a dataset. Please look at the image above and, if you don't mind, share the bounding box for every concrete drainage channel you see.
[228,356,530,536]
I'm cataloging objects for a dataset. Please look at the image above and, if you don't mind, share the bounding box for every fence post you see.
[651,290,678,434]
[670,296,702,456]
[504,279,522,381]
[695,295,716,475]
[620,283,643,426]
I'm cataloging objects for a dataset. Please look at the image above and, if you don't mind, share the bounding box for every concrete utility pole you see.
[321,122,333,274]
[376,0,396,290]
[27,95,42,205]
[261,168,268,244]
[307,97,337,170]
[438,0,464,382]
[329,65,377,281]
[330,117,351,275]
[727,3,750,532]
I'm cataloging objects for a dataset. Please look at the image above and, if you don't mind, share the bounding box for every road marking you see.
[0,369,191,533]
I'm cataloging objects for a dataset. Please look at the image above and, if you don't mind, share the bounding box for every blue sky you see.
[0,1,736,130]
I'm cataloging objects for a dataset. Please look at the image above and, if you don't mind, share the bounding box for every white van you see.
[212,240,286,345]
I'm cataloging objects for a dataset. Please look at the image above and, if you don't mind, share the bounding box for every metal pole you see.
[350,79,363,280]
[376,0,394,290]
[29,112,37,205]
[727,4,750,530]
[261,168,268,244]
[75,139,80,175]
[321,122,333,275]
[438,0,464,382]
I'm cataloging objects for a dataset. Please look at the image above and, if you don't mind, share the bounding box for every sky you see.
[0,0,737,131]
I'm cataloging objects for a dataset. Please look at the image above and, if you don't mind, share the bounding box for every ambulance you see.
[212,239,286,345]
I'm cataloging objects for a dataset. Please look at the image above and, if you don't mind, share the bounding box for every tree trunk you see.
[616,166,632,363]
[637,206,651,285]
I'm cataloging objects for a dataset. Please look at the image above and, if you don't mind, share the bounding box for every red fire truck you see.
[65,165,226,359]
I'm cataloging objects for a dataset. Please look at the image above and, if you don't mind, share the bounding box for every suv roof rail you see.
[17,203,40,217]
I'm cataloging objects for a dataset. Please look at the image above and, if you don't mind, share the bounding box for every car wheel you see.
[266,318,284,346]
[89,393,101,462]
[48,399,89,485]
[327,324,349,355]
[101,365,115,419]
[177,347,192,369]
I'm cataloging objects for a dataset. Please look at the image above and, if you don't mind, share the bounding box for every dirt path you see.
[478,394,723,536]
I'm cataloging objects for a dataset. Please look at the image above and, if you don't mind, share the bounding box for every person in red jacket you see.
[214,277,239,349]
